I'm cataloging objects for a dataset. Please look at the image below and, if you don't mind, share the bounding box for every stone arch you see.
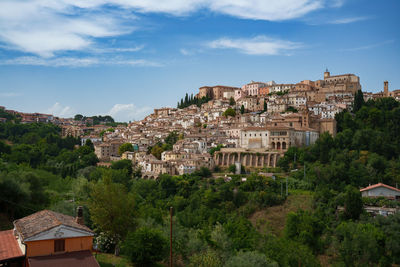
[271,142,275,149]
[233,153,238,163]
[245,155,250,166]
[277,142,281,150]
[229,153,235,165]
[251,155,256,166]
[275,154,280,166]
[257,155,263,167]
[264,155,269,166]
[269,154,274,166]
[282,142,287,150]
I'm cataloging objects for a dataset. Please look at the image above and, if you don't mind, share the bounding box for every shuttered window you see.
[54,239,65,252]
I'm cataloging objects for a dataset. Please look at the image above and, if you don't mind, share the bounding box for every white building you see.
[360,183,400,199]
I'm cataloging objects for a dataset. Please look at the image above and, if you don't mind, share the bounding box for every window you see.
[54,239,65,252]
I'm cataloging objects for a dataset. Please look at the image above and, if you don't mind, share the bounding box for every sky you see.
[0,0,399,122]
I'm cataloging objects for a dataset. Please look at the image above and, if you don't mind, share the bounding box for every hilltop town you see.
[1,69,400,267]
[3,70,397,179]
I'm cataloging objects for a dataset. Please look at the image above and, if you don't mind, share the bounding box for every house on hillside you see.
[360,183,400,200]
[0,207,99,267]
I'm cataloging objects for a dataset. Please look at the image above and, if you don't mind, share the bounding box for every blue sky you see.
[0,0,399,122]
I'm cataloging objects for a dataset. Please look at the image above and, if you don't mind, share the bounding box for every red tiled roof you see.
[360,183,400,192]
[0,230,24,262]
[28,250,99,267]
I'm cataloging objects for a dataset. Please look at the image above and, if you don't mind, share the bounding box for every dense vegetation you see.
[276,97,400,265]
[74,114,127,127]
[147,131,182,159]
[1,97,399,266]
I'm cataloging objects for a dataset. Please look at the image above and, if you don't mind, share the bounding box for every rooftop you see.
[360,183,400,192]
[14,210,93,241]
[0,230,24,262]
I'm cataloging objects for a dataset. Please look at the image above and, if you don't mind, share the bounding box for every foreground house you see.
[0,207,99,267]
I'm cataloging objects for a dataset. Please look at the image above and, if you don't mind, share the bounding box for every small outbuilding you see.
[360,183,400,200]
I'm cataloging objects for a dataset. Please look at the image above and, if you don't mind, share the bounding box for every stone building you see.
[198,85,239,100]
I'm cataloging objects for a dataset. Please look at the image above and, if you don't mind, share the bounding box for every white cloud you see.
[91,0,325,21]
[180,49,192,56]
[0,0,335,57]
[0,0,134,57]
[108,103,152,122]
[329,16,369,24]
[340,40,394,52]
[207,0,323,21]
[96,45,145,53]
[207,36,302,55]
[1,56,162,67]
[45,102,75,117]
[0,92,21,97]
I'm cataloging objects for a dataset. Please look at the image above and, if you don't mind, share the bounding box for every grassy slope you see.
[96,253,133,267]
[249,191,313,236]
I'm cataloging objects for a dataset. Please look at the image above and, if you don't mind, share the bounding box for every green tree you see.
[88,177,135,255]
[209,144,223,156]
[223,107,236,117]
[151,144,164,159]
[353,89,365,113]
[118,143,134,155]
[343,185,363,220]
[224,251,278,267]
[285,210,323,252]
[189,249,223,267]
[111,159,133,177]
[335,222,386,266]
[287,106,298,113]
[228,164,236,173]
[229,97,236,106]
[122,227,168,267]
[84,139,94,150]
[240,105,245,114]
[74,114,84,121]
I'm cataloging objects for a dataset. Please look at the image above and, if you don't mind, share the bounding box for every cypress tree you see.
[353,89,364,113]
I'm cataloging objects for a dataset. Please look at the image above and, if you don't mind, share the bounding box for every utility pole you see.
[286,176,288,197]
[170,207,173,267]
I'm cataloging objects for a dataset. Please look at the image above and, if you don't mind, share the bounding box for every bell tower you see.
[384,81,389,97]
[324,68,330,79]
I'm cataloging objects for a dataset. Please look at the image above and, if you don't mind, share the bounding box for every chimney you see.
[384,81,389,97]
[76,206,84,225]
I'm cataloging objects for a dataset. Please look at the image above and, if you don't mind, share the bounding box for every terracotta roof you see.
[360,183,400,193]
[14,210,93,241]
[0,230,24,262]
[28,250,99,267]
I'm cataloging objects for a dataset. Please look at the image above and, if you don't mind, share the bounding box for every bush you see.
[224,251,278,267]
[122,227,168,267]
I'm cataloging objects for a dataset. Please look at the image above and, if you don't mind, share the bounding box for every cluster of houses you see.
[52,70,398,178]
[2,70,399,179]
[81,70,362,177]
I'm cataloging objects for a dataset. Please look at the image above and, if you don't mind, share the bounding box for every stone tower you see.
[324,68,330,79]
[384,81,389,97]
